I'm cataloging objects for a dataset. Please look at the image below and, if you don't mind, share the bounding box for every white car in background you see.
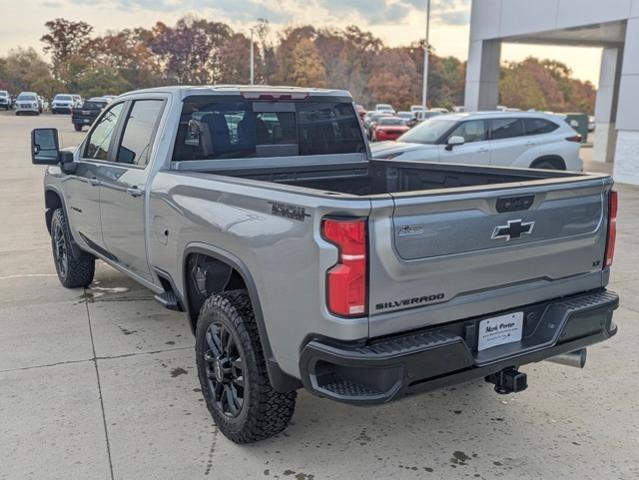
[51,93,75,114]
[371,111,583,171]
[374,103,395,114]
[0,90,11,110]
[14,92,41,116]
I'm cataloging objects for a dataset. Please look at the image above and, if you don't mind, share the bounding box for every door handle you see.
[126,186,144,197]
[88,177,100,186]
[478,147,489,153]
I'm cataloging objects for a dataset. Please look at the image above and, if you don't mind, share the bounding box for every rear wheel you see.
[196,290,296,443]
[531,157,565,170]
[50,208,95,288]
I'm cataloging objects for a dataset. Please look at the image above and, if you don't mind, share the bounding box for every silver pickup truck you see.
[31,86,619,443]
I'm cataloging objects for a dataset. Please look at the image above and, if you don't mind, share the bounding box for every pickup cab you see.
[31,86,619,444]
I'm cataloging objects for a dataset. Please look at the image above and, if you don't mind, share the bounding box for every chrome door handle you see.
[89,177,100,186]
[126,186,144,197]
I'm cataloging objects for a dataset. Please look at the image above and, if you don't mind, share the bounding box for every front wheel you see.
[74,124,82,132]
[50,208,95,288]
[196,290,296,443]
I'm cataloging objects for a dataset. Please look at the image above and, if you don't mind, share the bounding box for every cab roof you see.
[118,85,352,100]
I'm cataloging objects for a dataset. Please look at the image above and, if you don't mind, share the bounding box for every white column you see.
[464,39,501,111]
[593,48,622,163]
[613,17,639,184]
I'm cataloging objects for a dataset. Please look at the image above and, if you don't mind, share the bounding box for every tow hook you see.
[485,368,528,394]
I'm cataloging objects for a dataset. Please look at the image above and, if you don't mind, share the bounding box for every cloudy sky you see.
[0,0,602,85]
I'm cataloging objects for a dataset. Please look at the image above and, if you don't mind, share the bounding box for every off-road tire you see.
[196,290,296,443]
[50,208,95,288]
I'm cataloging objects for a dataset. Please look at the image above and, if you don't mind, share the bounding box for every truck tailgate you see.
[368,177,612,337]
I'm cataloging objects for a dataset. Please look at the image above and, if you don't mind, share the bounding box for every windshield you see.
[173,97,366,161]
[55,95,72,101]
[18,94,36,101]
[0,91,7,97]
[379,118,405,126]
[397,118,456,144]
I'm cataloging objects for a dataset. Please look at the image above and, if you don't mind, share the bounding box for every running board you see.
[154,291,183,312]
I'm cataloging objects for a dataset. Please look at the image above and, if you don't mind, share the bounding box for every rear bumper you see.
[299,289,619,405]
[72,116,97,125]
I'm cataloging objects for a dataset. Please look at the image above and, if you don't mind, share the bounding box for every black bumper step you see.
[299,289,619,404]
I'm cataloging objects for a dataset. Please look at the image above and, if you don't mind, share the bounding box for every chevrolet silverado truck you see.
[31,86,619,444]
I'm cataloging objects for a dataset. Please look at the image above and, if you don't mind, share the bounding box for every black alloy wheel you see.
[203,321,245,417]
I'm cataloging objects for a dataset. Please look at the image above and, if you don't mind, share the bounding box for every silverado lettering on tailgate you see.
[376,293,445,311]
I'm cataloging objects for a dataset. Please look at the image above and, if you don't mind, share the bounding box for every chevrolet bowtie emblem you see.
[491,219,535,241]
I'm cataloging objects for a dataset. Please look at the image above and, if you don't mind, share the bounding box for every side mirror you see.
[31,128,60,165]
[446,135,466,151]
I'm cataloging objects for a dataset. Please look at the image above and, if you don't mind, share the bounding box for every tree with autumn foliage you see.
[287,38,328,88]
[0,16,596,115]
[500,57,596,113]
[40,18,93,89]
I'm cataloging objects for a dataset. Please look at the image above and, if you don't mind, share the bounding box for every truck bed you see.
[206,160,587,197]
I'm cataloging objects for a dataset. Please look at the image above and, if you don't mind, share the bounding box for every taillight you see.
[605,191,618,267]
[566,135,582,143]
[322,218,368,317]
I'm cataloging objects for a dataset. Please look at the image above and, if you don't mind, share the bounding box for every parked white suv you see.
[0,90,11,110]
[51,94,75,114]
[14,92,41,116]
[371,111,583,171]
[374,103,396,114]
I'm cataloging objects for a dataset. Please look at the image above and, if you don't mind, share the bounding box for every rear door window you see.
[116,100,164,166]
[489,118,525,140]
[523,118,559,135]
[172,97,365,161]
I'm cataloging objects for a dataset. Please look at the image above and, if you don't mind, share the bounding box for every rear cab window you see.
[172,97,366,161]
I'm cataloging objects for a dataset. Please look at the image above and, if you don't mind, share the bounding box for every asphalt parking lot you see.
[1,110,638,480]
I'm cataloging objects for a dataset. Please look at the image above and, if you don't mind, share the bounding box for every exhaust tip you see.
[546,349,587,369]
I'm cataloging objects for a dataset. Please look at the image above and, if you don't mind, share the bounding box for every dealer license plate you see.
[478,312,523,351]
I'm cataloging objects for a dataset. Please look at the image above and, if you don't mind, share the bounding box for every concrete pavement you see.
[1,111,637,480]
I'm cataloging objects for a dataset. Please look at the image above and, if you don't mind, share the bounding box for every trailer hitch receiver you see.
[485,368,528,394]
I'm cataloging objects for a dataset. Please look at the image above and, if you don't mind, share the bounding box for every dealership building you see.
[465,0,639,185]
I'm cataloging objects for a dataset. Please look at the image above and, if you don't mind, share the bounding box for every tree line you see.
[0,17,595,113]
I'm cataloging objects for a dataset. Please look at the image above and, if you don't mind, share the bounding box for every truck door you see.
[67,102,126,252]
[437,119,490,164]
[98,99,165,282]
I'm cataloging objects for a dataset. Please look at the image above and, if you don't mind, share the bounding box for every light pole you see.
[249,27,255,85]
[421,0,431,109]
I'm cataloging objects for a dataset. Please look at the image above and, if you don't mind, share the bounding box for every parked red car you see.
[371,117,410,141]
